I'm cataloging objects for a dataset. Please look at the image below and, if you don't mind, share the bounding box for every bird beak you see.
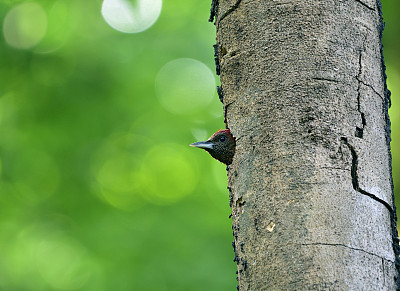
[189,140,214,150]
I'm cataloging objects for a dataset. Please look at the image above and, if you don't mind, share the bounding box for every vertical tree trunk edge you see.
[209,0,400,289]
[376,0,400,288]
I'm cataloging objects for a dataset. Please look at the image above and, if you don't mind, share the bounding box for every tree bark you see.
[211,0,400,289]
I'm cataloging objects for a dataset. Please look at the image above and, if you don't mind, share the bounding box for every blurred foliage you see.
[0,0,399,290]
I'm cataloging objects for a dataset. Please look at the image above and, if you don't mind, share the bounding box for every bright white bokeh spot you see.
[3,2,47,49]
[101,0,162,33]
[155,58,216,115]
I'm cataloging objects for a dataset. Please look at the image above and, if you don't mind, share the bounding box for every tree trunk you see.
[211,0,400,289]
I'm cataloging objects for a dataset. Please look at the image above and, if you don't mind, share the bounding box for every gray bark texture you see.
[210,0,400,290]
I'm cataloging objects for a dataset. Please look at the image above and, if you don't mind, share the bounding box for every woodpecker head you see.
[190,129,235,165]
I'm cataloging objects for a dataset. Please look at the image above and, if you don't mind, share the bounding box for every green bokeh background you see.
[0,0,398,290]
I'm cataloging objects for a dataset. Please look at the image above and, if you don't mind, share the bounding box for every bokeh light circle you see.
[139,144,197,204]
[3,2,47,49]
[91,133,147,211]
[101,0,162,33]
[35,0,78,53]
[155,58,216,115]
[35,234,92,290]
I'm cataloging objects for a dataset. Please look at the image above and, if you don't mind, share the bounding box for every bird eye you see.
[219,136,226,142]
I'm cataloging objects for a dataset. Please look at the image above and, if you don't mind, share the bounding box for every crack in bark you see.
[382,258,386,286]
[376,3,400,287]
[219,0,242,24]
[356,77,385,101]
[355,51,367,139]
[320,166,351,171]
[354,0,375,11]
[341,137,393,213]
[224,101,235,126]
[301,242,394,262]
[312,77,339,83]
[349,46,394,214]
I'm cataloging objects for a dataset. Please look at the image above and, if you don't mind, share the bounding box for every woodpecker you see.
[190,129,235,165]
